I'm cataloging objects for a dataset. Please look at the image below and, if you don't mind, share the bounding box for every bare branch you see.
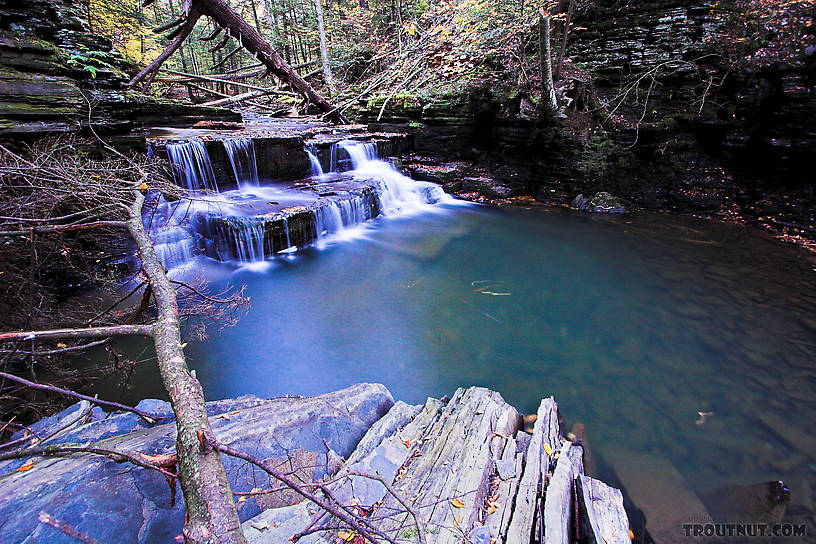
[0,324,153,343]
[38,512,105,544]
[0,371,160,423]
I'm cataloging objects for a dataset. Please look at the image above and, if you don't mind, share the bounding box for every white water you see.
[230,220,265,262]
[305,144,324,178]
[223,138,260,190]
[337,140,451,215]
[149,138,456,271]
[165,140,218,193]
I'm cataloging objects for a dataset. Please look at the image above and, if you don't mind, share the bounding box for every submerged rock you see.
[0,383,393,544]
[572,192,626,214]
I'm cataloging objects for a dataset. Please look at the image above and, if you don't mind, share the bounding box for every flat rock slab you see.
[0,383,393,544]
[602,446,713,543]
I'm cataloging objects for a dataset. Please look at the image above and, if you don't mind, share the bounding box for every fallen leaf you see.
[16,460,34,472]
[138,183,149,190]
[338,530,355,541]
[487,503,497,515]
[543,443,553,456]
[237,496,247,503]
[450,499,465,508]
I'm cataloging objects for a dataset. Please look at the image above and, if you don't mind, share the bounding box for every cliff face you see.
[0,0,239,148]
[566,0,816,191]
[363,1,815,231]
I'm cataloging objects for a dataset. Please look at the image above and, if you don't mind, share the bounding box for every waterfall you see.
[305,144,324,178]
[166,140,218,193]
[229,220,266,262]
[337,140,450,213]
[224,138,260,190]
[143,195,197,269]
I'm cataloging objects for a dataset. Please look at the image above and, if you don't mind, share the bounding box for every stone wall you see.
[0,0,240,148]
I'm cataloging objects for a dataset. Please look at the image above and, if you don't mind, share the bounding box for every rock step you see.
[244,388,631,544]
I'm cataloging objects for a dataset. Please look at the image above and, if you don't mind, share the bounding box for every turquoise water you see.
[95,203,816,530]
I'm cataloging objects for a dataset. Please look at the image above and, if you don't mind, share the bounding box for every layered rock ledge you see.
[0,384,629,544]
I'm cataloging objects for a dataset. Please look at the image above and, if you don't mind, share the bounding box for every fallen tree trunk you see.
[125,190,247,544]
[134,0,347,123]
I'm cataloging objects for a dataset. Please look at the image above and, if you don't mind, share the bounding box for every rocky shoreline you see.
[0,384,629,544]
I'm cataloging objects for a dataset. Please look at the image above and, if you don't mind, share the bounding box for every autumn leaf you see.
[138,183,148,190]
[16,460,34,472]
[338,530,355,541]
[543,443,553,456]
[450,498,465,508]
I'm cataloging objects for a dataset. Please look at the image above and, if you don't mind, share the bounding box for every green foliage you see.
[66,47,118,78]
[578,129,617,179]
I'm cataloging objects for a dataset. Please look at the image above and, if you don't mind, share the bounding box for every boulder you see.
[0,383,393,544]
[571,192,626,214]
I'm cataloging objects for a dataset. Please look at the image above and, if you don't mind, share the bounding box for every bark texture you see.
[133,0,347,123]
[126,191,247,544]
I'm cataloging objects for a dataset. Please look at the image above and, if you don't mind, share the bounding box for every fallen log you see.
[134,0,347,123]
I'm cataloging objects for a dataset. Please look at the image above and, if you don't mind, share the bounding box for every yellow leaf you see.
[543,443,553,456]
[16,460,34,472]
[487,503,497,515]
[450,499,465,508]
[138,183,148,190]
[337,530,355,541]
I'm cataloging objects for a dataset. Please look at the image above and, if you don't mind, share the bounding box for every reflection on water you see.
[87,205,816,534]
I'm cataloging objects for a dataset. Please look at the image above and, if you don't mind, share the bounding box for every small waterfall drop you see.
[305,144,324,178]
[224,138,260,190]
[337,140,450,213]
[229,220,266,263]
[166,140,218,193]
[143,195,196,269]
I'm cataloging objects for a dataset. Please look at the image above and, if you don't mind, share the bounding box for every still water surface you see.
[92,203,816,528]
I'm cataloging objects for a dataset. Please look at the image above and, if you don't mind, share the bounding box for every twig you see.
[207,438,389,544]
[38,511,104,544]
[348,470,428,544]
[0,371,160,423]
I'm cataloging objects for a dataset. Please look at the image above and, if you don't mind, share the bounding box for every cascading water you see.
[337,140,450,213]
[305,144,324,178]
[231,220,265,262]
[166,140,218,192]
[224,138,260,189]
[142,195,197,269]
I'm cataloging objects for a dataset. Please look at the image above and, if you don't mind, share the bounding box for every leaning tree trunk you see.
[313,0,336,94]
[134,0,347,123]
[127,191,247,544]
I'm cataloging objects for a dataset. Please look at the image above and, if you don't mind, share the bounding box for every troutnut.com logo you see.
[682,523,808,538]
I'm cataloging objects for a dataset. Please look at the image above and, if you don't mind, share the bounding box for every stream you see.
[82,141,816,532]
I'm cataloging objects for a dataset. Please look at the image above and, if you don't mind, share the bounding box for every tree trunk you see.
[133,0,347,123]
[313,0,336,94]
[554,0,575,80]
[126,191,247,544]
[540,14,558,114]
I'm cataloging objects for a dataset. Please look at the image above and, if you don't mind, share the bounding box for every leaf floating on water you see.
[450,499,465,508]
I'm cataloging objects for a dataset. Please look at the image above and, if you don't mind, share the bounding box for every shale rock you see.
[0,383,393,544]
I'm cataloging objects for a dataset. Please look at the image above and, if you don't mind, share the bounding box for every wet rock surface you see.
[0,383,393,544]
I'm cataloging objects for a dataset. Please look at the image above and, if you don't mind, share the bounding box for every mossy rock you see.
[571,191,626,214]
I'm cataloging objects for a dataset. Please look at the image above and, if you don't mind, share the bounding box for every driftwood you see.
[134,0,347,123]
